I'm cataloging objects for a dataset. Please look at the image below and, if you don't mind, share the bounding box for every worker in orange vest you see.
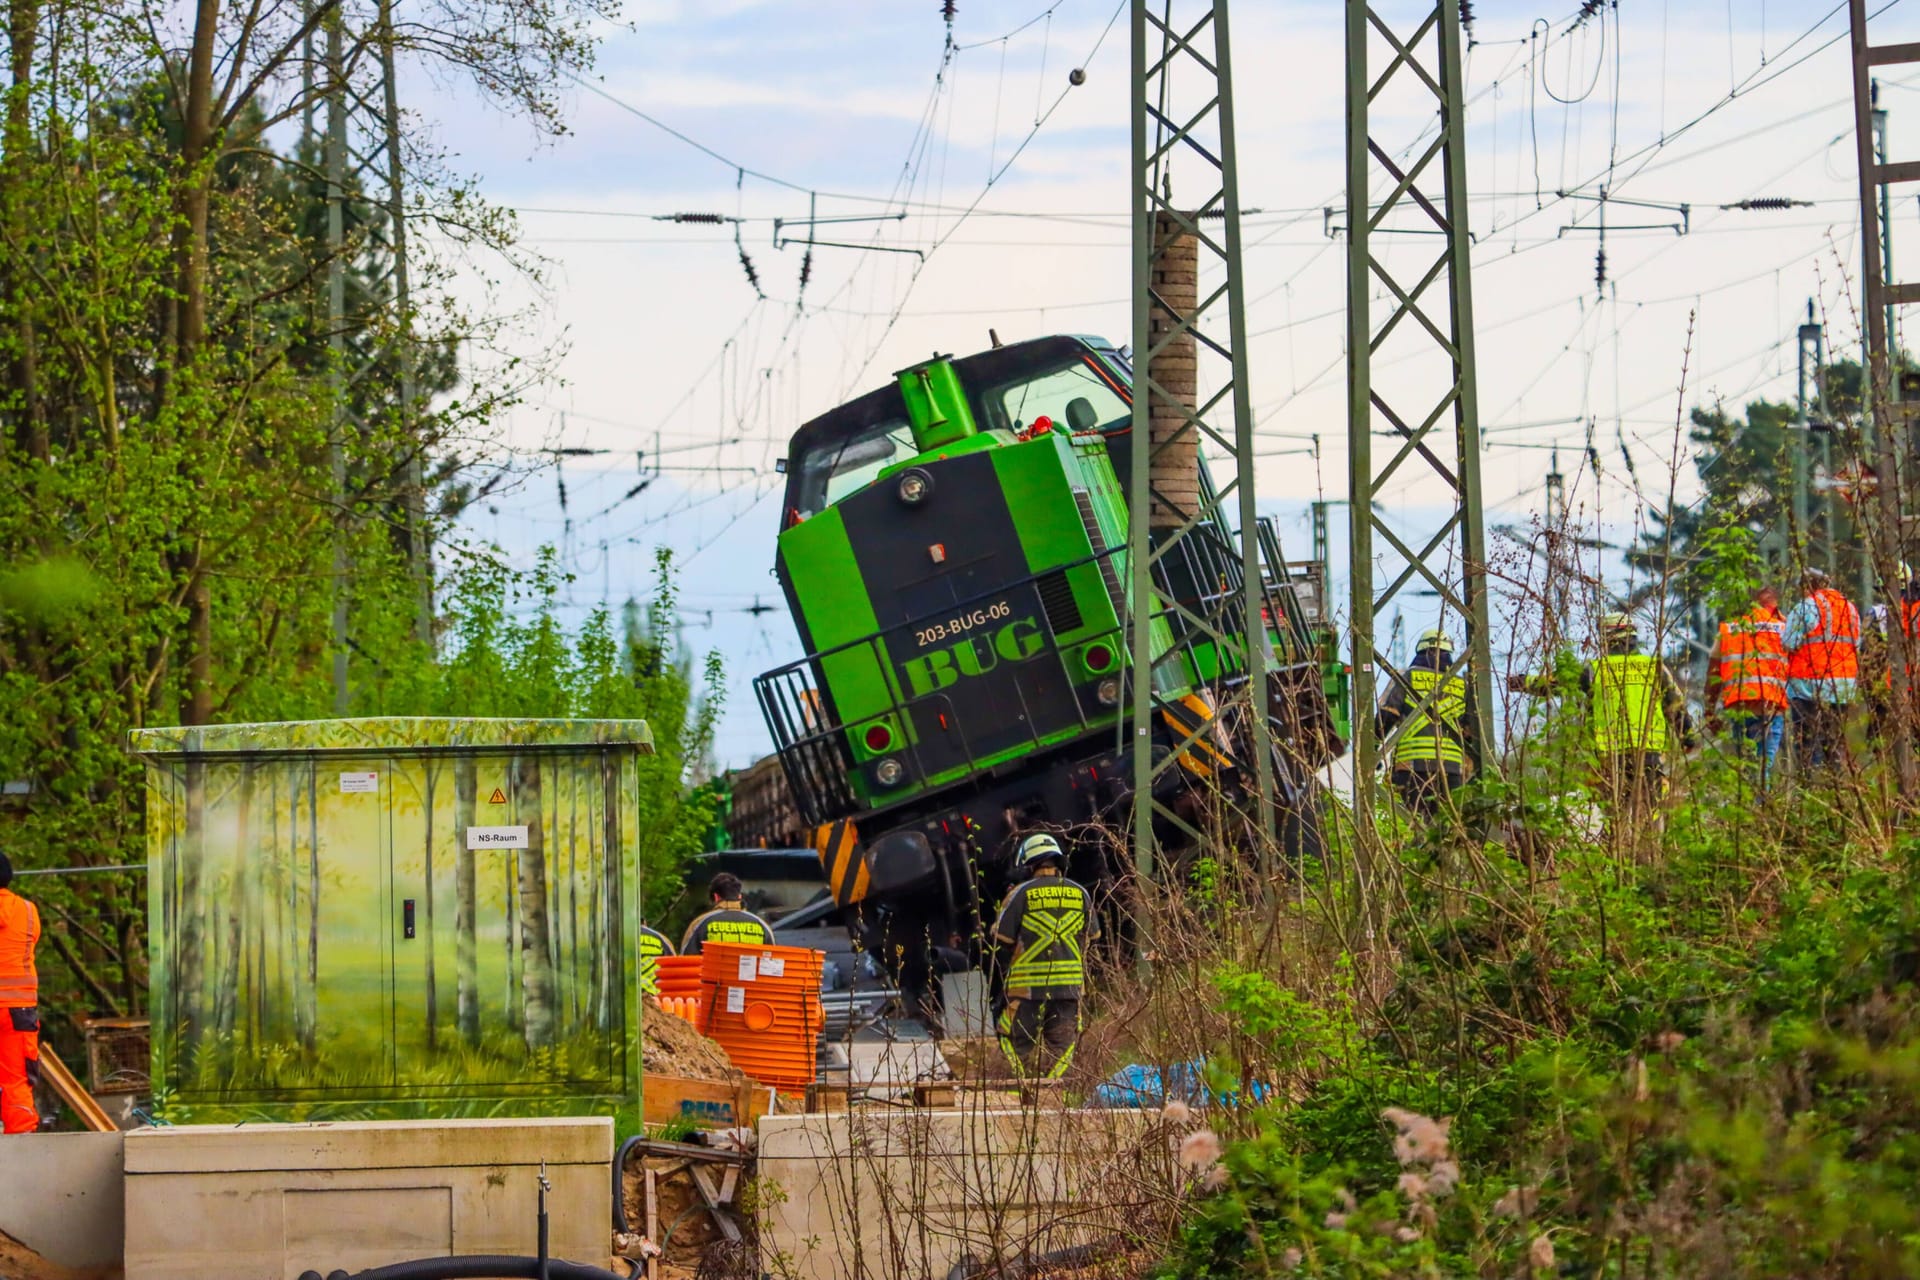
[1706,585,1789,788]
[0,852,42,1134]
[1897,567,1920,714]
[1783,568,1861,771]
[1866,563,1920,738]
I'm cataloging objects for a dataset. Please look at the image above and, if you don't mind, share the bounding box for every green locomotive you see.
[754,335,1341,1005]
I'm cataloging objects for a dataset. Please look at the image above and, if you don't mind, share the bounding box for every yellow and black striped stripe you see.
[811,819,868,905]
[1159,692,1239,780]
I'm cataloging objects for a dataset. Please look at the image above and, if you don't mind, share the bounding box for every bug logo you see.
[901,616,1045,697]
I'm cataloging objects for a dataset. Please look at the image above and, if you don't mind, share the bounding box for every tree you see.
[1630,360,1876,680]
[0,0,613,1041]
[512,753,556,1050]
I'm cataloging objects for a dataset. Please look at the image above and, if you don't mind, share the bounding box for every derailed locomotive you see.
[753,335,1342,1003]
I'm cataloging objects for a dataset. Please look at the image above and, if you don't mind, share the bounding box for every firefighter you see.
[679,872,775,956]
[0,852,41,1135]
[1705,585,1789,789]
[1509,613,1692,821]
[1375,629,1474,818]
[992,833,1097,1080]
[638,922,676,996]
[1783,568,1861,771]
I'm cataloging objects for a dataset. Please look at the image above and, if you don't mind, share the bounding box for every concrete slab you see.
[124,1117,612,1280]
[0,1130,126,1270]
[755,1107,1157,1280]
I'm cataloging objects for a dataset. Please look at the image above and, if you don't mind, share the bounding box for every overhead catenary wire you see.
[513,0,1891,594]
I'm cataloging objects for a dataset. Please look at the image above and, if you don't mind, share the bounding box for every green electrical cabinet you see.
[131,717,652,1128]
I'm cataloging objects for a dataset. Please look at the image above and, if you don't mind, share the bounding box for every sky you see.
[409,0,1915,766]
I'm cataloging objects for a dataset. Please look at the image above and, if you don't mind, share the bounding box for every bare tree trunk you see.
[422,759,437,1053]
[175,0,219,364]
[303,764,319,1052]
[173,0,219,723]
[252,888,265,1045]
[454,756,478,1044]
[506,866,519,1035]
[274,772,287,1041]
[3,0,45,461]
[567,766,579,1030]
[586,770,602,1032]
[187,570,213,725]
[215,767,252,1038]
[179,761,207,1051]
[599,755,621,1032]
[514,755,556,1050]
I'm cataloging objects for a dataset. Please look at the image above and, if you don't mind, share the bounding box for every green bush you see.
[1149,770,1920,1279]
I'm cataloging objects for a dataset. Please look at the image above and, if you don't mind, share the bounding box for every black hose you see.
[943,1234,1127,1280]
[295,1256,628,1280]
[611,1133,646,1233]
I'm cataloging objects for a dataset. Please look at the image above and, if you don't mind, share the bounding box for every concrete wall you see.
[0,1130,126,1270]
[755,1107,1156,1280]
[125,1117,612,1280]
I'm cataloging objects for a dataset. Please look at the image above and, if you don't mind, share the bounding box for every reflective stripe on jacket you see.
[1592,654,1668,753]
[993,874,1095,998]
[638,926,675,995]
[1392,668,1468,767]
[1787,588,1860,683]
[0,890,39,1009]
[1717,607,1788,710]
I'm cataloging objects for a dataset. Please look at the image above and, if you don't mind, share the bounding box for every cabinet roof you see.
[130,717,655,756]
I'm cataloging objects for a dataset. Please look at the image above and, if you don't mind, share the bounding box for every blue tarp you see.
[1090,1060,1275,1109]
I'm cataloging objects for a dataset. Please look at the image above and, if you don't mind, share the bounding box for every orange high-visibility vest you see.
[0,889,40,1009]
[1787,588,1860,683]
[1717,606,1788,711]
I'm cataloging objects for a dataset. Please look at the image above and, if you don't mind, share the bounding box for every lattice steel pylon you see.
[1127,0,1276,878]
[1345,0,1494,836]
[313,1,433,711]
[1847,0,1916,790]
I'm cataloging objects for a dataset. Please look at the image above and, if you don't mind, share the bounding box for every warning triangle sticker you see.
[488,788,508,804]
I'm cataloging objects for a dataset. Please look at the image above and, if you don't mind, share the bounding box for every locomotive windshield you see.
[789,417,917,520]
[976,356,1130,436]
[781,337,1134,524]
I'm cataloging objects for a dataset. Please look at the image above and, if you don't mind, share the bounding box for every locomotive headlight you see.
[897,469,934,505]
[874,756,907,786]
[1096,677,1121,707]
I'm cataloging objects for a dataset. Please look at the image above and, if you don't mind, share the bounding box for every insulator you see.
[739,246,764,297]
[941,0,956,21]
[670,212,726,224]
[1721,197,1805,211]
[1594,245,1607,295]
[798,247,813,292]
[1460,0,1475,34]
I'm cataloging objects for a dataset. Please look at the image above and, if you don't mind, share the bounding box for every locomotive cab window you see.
[978,358,1130,436]
[789,417,917,519]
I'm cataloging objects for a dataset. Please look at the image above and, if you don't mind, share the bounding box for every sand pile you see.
[0,1230,115,1280]
[642,997,743,1083]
